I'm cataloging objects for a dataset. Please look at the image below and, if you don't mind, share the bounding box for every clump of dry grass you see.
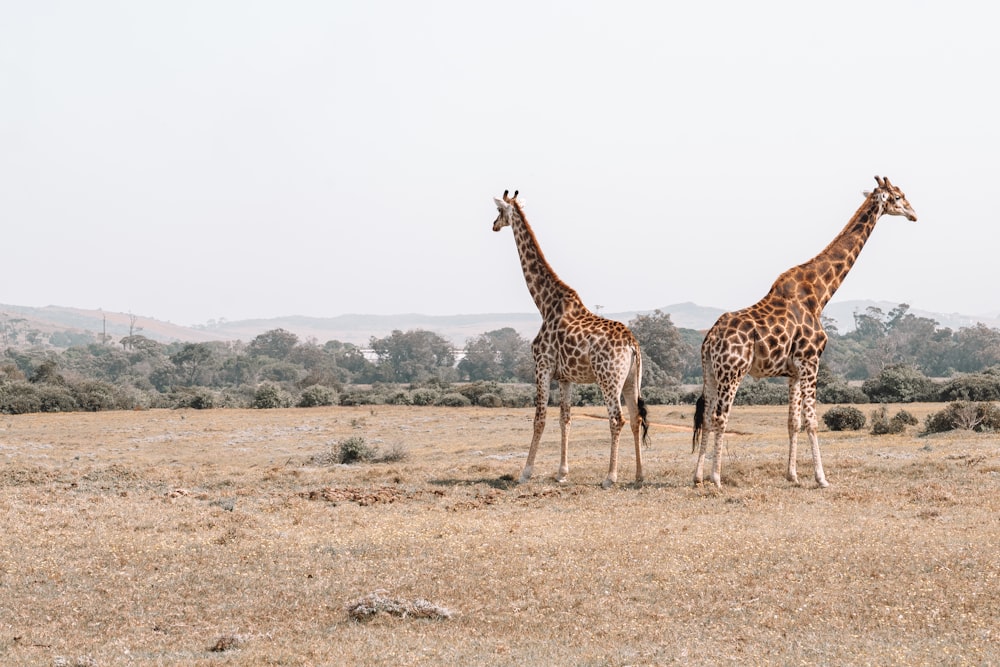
[209,633,252,652]
[346,590,456,621]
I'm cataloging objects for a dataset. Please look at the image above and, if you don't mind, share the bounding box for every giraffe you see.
[492,190,649,488]
[693,176,918,489]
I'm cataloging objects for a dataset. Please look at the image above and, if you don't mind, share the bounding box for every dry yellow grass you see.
[1,403,998,666]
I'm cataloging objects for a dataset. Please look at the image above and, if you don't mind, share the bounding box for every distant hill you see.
[4,301,1000,349]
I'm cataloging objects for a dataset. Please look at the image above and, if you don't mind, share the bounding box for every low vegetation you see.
[6,303,1000,415]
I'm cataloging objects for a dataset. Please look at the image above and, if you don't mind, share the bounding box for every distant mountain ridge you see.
[3,301,1000,348]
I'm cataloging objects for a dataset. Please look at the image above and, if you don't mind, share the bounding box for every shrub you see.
[641,386,681,405]
[869,406,917,435]
[386,390,413,406]
[410,388,440,406]
[498,385,535,408]
[435,392,472,407]
[339,389,369,406]
[935,373,1000,402]
[861,364,936,403]
[252,383,292,409]
[298,385,337,408]
[35,385,78,412]
[0,382,42,414]
[822,406,866,431]
[817,382,869,404]
[72,381,120,411]
[572,384,604,406]
[457,381,504,405]
[338,436,377,464]
[924,401,1000,434]
[171,388,217,409]
[735,379,787,405]
[476,392,503,407]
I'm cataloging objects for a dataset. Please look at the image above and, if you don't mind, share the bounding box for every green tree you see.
[458,328,531,382]
[170,343,215,386]
[248,328,299,361]
[628,310,692,388]
[370,329,456,383]
[948,324,1000,373]
[324,340,375,383]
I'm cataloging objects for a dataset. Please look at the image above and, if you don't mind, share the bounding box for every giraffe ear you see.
[494,197,510,210]
[862,190,872,198]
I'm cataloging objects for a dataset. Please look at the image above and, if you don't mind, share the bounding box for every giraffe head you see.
[492,189,520,232]
[864,175,918,221]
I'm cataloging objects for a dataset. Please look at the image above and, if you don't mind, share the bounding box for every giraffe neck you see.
[509,202,579,320]
[799,193,885,308]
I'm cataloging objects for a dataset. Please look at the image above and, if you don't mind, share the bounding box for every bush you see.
[457,381,504,405]
[502,386,536,408]
[869,406,917,435]
[35,385,78,412]
[0,382,42,414]
[935,373,1000,402]
[641,386,681,405]
[72,381,120,411]
[476,392,503,407]
[435,392,472,407]
[817,382,869,404]
[252,383,292,409]
[338,436,377,464]
[410,388,440,406]
[572,384,604,406]
[735,379,787,405]
[924,401,1000,434]
[170,388,217,409]
[386,390,413,405]
[822,406,866,431]
[297,385,337,407]
[861,364,936,403]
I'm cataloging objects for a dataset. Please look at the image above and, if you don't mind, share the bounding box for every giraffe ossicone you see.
[492,190,649,488]
[693,175,918,489]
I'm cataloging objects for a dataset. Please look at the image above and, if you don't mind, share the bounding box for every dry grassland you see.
[1,403,998,666]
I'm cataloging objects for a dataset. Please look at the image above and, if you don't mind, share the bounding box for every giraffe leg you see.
[622,372,644,484]
[786,378,803,485]
[693,393,711,486]
[519,369,551,484]
[693,372,718,486]
[708,383,739,489]
[556,381,572,483]
[801,372,829,488]
[601,386,626,490]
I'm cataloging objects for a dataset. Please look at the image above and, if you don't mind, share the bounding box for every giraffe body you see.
[694,176,918,489]
[493,190,648,488]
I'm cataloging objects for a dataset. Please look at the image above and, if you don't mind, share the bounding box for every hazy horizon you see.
[3,3,997,326]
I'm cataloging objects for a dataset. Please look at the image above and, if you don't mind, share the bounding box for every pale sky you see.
[2,2,997,326]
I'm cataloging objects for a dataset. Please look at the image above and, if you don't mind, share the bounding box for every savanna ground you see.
[1,403,998,666]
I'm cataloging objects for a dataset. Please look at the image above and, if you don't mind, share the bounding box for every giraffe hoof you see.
[817,478,830,489]
[601,478,615,490]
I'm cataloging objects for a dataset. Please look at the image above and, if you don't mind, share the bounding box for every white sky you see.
[1,1,997,326]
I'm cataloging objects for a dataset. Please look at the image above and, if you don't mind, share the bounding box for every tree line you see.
[3,303,1000,414]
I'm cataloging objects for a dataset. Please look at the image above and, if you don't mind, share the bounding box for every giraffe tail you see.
[638,397,650,447]
[632,345,650,447]
[692,394,705,453]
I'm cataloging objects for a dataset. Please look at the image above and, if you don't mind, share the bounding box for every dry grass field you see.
[1,403,998,666]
